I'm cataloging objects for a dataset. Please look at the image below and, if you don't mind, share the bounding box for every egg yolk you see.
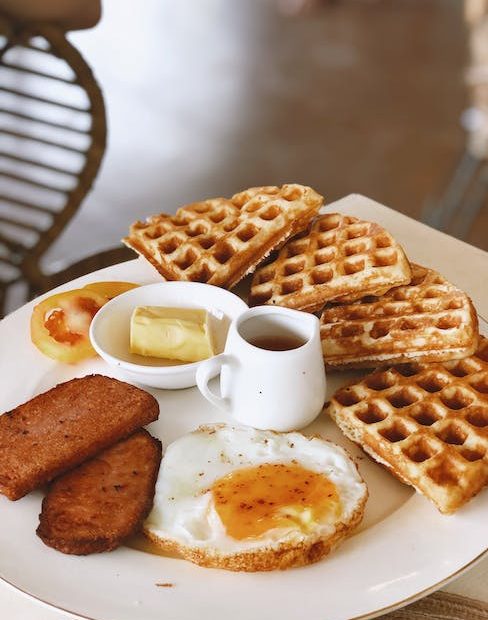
[211,463,341,540]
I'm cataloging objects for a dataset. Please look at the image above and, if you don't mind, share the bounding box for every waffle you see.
[123,184,322,289]
[328,337,488,513]
[248,213,411,312]
[320,264,479,369]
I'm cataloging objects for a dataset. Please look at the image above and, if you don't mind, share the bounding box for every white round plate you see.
[1,258,487,620]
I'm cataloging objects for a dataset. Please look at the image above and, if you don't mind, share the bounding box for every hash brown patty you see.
[37,429,162,554]
[0,375,159,500]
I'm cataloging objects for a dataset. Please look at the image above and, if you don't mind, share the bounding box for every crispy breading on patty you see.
[0,375,159,500]
[37,429,162,554]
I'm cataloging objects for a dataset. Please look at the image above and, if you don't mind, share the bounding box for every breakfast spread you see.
[144,424,367,571]
[328,337,488,513]
[320,264,479,369]
[130,306,214,362]
[0,375,159,500]
[122,184,323,288]
[37,429,162,555]
[2,185,487,579]
[248,213,411,311]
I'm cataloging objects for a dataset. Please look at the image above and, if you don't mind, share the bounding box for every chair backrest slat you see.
[0,229,29,252]
[0,213,42,231]
[0,85,89,112]
[0,170,68,194]
[2,59,76,85]
[0,194,57,214]
[0,150,75,175]
[1,109,89,134]
[1,128,88,154]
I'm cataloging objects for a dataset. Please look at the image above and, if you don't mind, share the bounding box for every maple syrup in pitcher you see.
[248,334,306,351]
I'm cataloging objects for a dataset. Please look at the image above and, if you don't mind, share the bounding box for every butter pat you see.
[130,306,214,362]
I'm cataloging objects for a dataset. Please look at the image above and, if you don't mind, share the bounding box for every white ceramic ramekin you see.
[89,281,248,389]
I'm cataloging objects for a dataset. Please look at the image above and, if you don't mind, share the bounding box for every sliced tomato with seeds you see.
[83,281,139,301]
[30,289,108,363]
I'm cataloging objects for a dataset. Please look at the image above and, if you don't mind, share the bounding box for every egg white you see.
[145,424,367,555]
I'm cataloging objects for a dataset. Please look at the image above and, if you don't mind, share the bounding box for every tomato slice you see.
[31,289,108,363]
[83,281,139,300]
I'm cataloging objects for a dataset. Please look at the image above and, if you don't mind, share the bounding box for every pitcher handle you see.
[196,354,232,413]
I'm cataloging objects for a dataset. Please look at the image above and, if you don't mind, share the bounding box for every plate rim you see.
[1,544,486,620]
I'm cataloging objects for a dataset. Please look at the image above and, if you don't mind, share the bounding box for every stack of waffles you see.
[125,186,484,512]
[248,213,479,369]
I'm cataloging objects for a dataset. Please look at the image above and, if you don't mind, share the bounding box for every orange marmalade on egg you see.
[211,463,341,540]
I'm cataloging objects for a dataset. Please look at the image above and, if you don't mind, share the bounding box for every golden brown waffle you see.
[328,337,488,513]
[248,213,411,312]
[123,184,322,289]
[320,264,479,369]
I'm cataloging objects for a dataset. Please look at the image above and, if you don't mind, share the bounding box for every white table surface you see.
[1,193,487,619]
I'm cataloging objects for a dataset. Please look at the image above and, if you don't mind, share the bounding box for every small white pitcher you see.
[196,306,326,431]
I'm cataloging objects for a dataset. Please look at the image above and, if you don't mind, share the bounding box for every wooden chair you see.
[0,13,132,317]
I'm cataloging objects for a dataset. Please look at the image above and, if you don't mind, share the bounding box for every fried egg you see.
[144,424,367,571]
